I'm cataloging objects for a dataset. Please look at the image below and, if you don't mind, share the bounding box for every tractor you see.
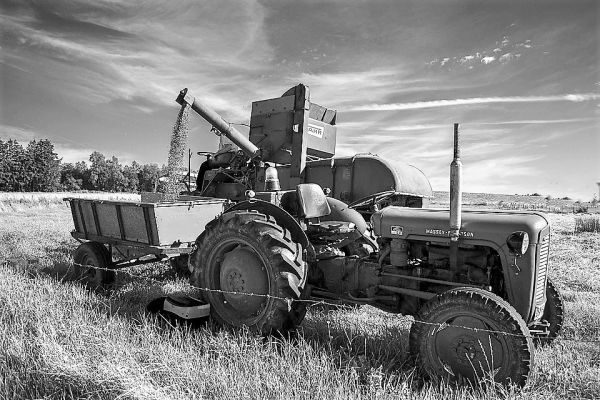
[174,84,563,386]
[66,84,563,387]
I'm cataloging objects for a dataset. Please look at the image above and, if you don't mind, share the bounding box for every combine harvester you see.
[65,84,563,386]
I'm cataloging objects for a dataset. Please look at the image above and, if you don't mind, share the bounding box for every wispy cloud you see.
[1,1,272,120]
[469,118,596,126]
[348,93,600,111]
[427,32,534,70]
[289,69,434,109]
[0,124,135,164]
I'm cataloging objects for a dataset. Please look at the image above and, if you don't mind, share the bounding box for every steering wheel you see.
[197,151,214,160]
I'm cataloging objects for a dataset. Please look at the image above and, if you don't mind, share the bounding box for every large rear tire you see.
[189,211,307,335]
[409,287,534,387]
[534,278,564,346]
[73,242,114,290]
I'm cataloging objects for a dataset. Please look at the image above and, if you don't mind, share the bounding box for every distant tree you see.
[1,139,166,193]
[123,161,140,192]
[138,163,161,192]
[0,140,9,191]
[88,151,108,190]
[74,161,91,189]
[104,156,125,192]
[0,139,32,191]
[26,139,61,191]
[60,162,90,191]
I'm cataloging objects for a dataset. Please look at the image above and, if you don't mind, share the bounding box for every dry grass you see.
[431,191,599,214]
[0,192,141,213]
[575,215,600,233]
[0,194,599,399]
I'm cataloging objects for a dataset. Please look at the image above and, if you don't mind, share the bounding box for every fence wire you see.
[2,257,600,344]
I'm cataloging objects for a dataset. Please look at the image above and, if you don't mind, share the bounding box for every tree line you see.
[0,139,164,192]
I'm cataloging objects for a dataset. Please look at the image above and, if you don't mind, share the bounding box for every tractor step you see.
[147,294,210,320]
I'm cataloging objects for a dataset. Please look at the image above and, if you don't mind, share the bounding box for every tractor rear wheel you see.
[534,278,564,346]
[409,287,534,387]
[189,211,307,335]
[73,242,114,290]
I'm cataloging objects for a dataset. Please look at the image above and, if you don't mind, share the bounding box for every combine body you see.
[184,84,432,210]
[66,83,562,388]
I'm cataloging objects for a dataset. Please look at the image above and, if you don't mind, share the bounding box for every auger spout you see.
[176,88,260,159]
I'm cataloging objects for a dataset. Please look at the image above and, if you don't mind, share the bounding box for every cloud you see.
[1,0,272,120]
[428,33,535,70]
[469,118,595,126]
[0,125,37,142]
[348,93,600,111]
[288,69,434,109]
[0,123,135,164]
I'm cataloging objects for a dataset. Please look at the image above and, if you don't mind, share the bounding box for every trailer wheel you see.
[189,211,307,335]
[410,287,534,387]
[73,242,115,290]
[169,254,190,277]
[534,278,564,346]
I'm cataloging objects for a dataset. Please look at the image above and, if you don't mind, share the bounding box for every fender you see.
[225,199,314,260]
[321,197,368,234]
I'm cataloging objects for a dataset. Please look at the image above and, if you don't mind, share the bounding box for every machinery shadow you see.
[296,306,417,378]
[31,258,423,385]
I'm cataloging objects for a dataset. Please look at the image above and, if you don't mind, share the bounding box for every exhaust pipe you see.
[449,123,462,275]
[176,88,261,160]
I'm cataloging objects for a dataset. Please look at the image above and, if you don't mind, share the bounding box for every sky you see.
[1,0,599,200]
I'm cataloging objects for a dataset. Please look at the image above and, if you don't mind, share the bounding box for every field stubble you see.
[0,195,598,399]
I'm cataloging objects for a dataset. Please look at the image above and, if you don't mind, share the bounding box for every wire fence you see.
[2,256,600,344]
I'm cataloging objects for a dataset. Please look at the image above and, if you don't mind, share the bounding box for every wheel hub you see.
[452,336,482,366]
[218,246,268,318]
[434,315,505,379]
[226,271,245,292]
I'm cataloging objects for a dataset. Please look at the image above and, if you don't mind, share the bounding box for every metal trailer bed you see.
[65,197,227,269]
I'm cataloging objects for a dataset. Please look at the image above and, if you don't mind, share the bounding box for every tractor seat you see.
[280,183,331,219]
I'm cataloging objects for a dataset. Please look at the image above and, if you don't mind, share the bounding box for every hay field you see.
[0,192,141,213]
[0,193,598,399]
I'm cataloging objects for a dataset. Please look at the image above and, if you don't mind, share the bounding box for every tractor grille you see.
[534,233,550,318]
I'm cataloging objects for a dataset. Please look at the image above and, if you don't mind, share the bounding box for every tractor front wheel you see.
[409,287,534,387]
[189,211,307,335]
[73,242,114,290]
[534,278,564,346]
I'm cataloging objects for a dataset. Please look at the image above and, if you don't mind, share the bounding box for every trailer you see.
[65,196,226,288]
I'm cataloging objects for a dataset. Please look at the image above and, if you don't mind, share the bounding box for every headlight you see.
[507,231,529,256]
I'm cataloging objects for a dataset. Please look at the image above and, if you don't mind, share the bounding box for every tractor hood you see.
[372,207,550,244]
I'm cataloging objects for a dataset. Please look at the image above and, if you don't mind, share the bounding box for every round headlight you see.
[507,231,529,256]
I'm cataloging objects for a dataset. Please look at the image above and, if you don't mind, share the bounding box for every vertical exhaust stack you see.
[449,123,462,275]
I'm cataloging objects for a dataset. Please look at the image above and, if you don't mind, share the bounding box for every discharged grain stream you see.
[162,103,190,201]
